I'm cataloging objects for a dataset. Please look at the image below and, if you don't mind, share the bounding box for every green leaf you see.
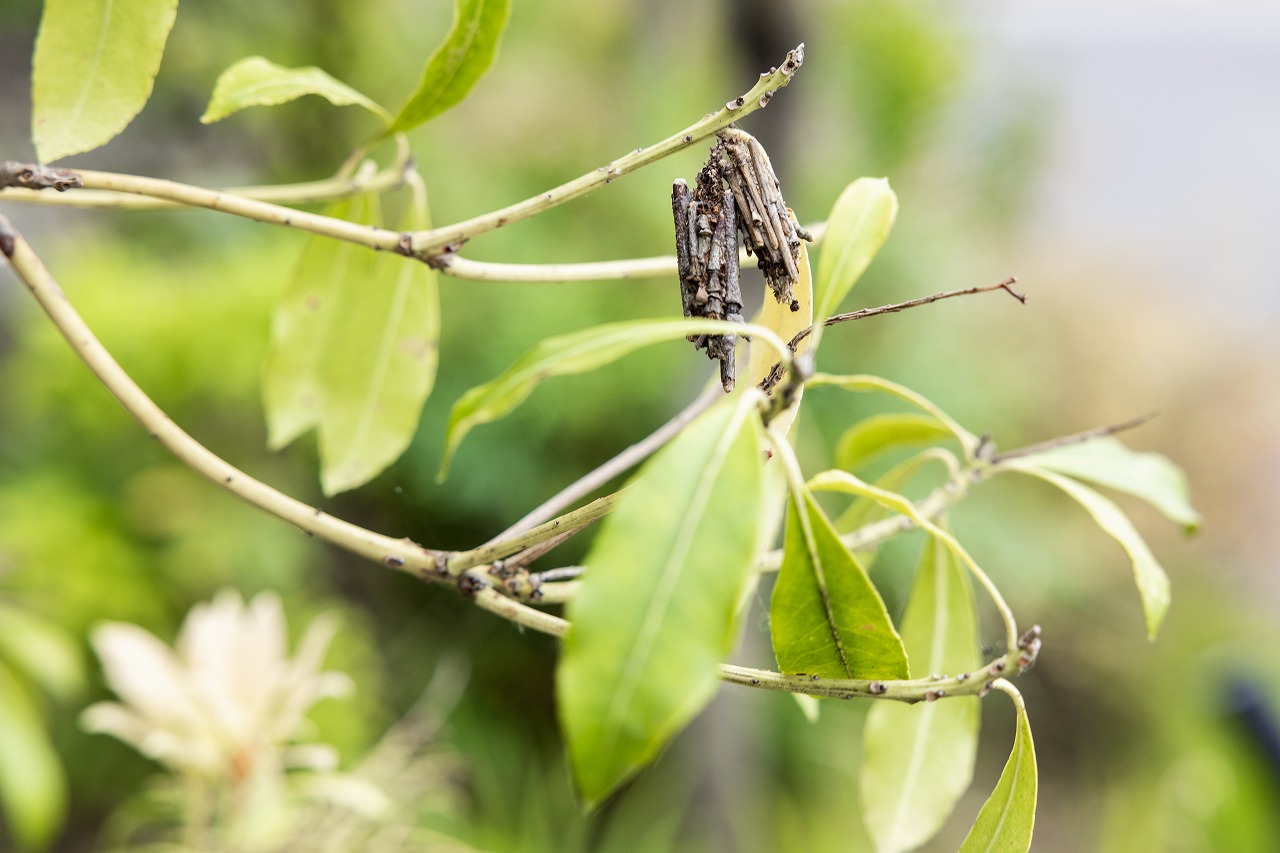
[770,486,908,680]
[1014,437,1201,532]
[31,0,179,163]
[960,687,1037,853]
[813,178,898,322]
[834,451,952,565]
[557,392,766,806]
[263,191,440,495]
[835,413,954,472]
[439,317,779,480]
[264,195,369,449]
[0,662,66,851]
[808,373,979,456]
[200,56,390,125]
[861,534,981,853]
[384,0,512,135]
[0,604,84,702]
[1004,463,1171,640]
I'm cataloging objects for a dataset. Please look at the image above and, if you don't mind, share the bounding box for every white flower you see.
[82,589,352,781]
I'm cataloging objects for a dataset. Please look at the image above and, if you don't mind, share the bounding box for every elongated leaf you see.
[861,534,981,853]
[201,56,390,124]
[960,687,1037,853]
[0,604,84,702]
[771,486,908,680]
[809,373,978,456]
[439,317,779,479]
[0,662,66,851]
[1014,437,1201,532]
[31,0,178,163]
[384,0,511,135]
[814,178,898,322]
[1004,463,1171,640]
[264,195,371,448]
[318,198,440,494]
[836,413,954,472]
[557,392,766,806]
[263,192,440,494]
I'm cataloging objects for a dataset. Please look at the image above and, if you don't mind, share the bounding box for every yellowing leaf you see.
[813,178,898,323]
[32,0,179,162]
[744,236,812,438]
[861,534,981,853]
[960,685,1037,853]
[201,57,390,124]
[770,486,908,680]
[557,391,767,806]
[1004,462,1171,640]
[384,0,511,135]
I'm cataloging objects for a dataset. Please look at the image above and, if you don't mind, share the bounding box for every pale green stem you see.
[472,587,1018,704]
[406,44,805,255]
[446,492,623,575]
[0,155,409,210]
[1,46,804,262]
[488,380,723,544]
[430,221,825,282]
[0,213,444,579]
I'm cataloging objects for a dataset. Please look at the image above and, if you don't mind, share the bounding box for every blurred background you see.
[1,0,1278,849]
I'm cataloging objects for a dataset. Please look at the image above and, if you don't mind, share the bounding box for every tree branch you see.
[0,212,444,580]
[487,380,723,544]
[0,45,806,264]
[759,277,1025,395]
[988,412,1157,463]
[0,156,410,210]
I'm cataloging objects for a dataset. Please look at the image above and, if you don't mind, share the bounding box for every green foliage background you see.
[1,0,1277,850]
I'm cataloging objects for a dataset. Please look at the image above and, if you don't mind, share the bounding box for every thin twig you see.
[0,158,411,210]
[2,46,805,263]
[758,277,1024,395]
[793,276,1024,351]
[0,212,443,579]
[406,45,805,257]
[988,412,1158,463]
[471,587,1029,703]
[488,381,724,544]
[434,217,824,282]
[531,566,585,584]
[446,492,622,575]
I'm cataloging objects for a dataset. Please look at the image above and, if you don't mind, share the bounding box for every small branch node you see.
[1,161,83,192]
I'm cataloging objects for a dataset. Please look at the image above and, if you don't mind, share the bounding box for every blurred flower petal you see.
[84,589,352,785]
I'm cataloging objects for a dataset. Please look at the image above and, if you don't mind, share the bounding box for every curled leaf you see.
[1014,437,1200,532]
[1003,462,1171,640]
